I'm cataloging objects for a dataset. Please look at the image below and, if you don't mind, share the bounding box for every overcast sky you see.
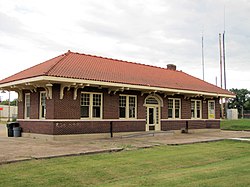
[0,0,249,101]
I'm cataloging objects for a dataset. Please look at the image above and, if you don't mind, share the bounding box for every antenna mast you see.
[223,5,226,90]
[219,33,223,88]
[223,5,228,119]
[202,32,205,80]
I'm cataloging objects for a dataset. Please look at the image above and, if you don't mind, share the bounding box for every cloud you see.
[0,11,26,35]
[0,0,249,92]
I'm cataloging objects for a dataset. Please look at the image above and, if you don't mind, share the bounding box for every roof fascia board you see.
[0,76,235,98]
[0,76,44,88]
[43,76,235,98]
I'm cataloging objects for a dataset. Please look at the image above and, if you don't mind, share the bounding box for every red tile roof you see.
[0,51,233,96]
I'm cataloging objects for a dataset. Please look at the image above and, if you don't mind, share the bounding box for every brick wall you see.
[30,91,39,119]
[19,120,145,135]
[17,84,222,135]
[103,91,119,119]
[19,120,54,134]
[137,94,146,119]
[161,95,168,119]
[53,120,145,135]
[161,120,220,131]
[181,97,191,119]
[202,100,208,119]
[215,99,220,119]
[53,85,80,119]
[17,100,24,119]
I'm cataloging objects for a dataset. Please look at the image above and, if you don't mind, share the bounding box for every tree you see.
[228,88,250,117]
[0,99,18,106]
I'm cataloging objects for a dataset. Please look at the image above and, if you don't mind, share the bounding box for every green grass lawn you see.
[221,119,250,131]
[0,140,249,187]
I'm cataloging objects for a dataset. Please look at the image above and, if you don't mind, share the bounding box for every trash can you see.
[6,122,20,137]
[13,127,21,137]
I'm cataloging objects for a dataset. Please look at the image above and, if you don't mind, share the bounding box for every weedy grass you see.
[221,119,250,131]
[0,140,249,187]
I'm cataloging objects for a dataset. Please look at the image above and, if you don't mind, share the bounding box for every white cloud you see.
[0,0,250,100]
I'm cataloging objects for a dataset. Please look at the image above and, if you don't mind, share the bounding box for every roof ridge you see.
[45,50,71,75]
[70,51,181,72]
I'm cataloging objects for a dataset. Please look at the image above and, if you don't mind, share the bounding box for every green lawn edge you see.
[0,140,249,187]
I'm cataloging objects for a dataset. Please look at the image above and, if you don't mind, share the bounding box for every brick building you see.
[0,51,234,135]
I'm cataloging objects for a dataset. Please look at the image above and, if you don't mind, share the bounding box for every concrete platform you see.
[0,124,250,165]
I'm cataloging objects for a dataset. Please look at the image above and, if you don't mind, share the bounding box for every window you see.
[119,95,137,118]
[168,98,181,119]
[129,96,136,118]
[25,93,30,119]
[191,100,202,119]
[40,92,46,119]
[208,100,215,119]
[93,94,101,118]
[145,97,158,105]
[119,96,126,118]
[81,93,90,118]
[81,92,102,119]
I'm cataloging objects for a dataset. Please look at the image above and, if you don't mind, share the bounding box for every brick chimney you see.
[167,64,176,70]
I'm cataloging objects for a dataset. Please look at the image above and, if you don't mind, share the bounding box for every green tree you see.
[228,88,250,117]
[0,99,18,106]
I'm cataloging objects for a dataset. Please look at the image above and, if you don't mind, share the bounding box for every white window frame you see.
[39,91,46,119]
[24,93,30,119]
[168,98,181,119]
[119,95,137,119]
[80,92,103,119]
[191,99,202,119]
[208,100,215,119]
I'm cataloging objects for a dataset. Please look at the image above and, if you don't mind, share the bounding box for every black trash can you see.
[6,122,20,137]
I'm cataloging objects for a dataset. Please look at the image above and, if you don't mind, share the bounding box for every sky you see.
[0,0,249,101]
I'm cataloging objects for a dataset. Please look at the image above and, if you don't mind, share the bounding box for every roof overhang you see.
[0,76,235,98]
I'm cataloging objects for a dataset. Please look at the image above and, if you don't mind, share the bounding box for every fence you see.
[243,110,250,119]
[0,105,18,122]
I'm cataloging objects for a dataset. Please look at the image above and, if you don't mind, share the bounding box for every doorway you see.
[144,95,162,131]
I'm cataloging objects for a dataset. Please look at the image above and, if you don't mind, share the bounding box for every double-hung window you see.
[40,91,46,119]
[119,96,126,118]
[191,100,202,119]
[25,93,30,119]
[81,92,102,119]
[119,95,137,119]
[208,100,215,119]
[168,98,181,119]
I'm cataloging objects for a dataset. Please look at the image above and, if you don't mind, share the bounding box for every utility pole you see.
[202,34,205,80]
[219,33,223,89]
[8,91,10,122]
[223,5,228,119]
[219,33,224,118]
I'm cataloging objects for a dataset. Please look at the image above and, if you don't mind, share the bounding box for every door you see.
[148,107,155,126]
[147,106,160,131]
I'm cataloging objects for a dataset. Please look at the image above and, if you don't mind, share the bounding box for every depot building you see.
[0,51,234,135]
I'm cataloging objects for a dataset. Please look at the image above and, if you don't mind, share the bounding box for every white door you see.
[146,106,160,131]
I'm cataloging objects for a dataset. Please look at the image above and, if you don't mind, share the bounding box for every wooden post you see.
[110,121,113,138]
[186,121,189,133]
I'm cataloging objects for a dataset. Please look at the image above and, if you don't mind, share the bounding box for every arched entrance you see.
[144,94,163,131]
